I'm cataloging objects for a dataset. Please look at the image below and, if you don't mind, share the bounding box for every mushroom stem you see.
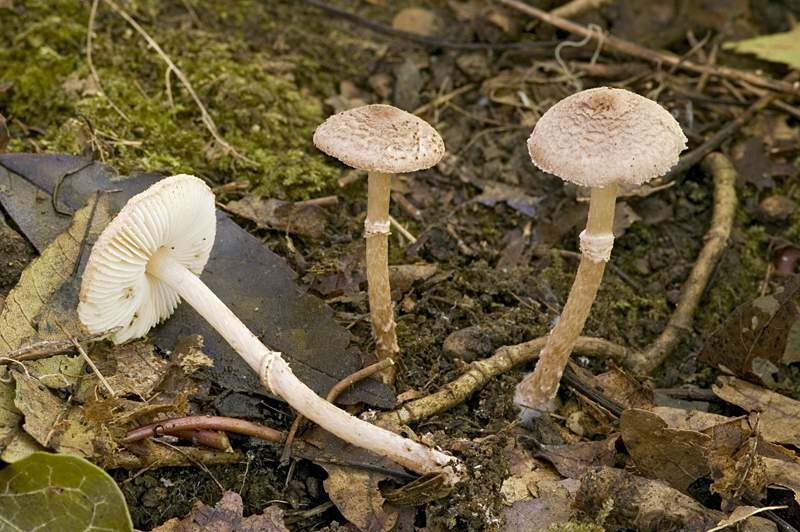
[516,184,618,411]
[145,250,457,480]
[365,170,399,382]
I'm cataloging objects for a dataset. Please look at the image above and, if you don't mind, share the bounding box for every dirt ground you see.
[3,0,800,531]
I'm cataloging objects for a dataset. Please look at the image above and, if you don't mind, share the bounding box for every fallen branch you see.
[496,0,800,98]
[377,336,629,429]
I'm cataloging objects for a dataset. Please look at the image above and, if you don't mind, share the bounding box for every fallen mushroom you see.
[78,174,457,481]
[313,104,445,383]
[515,87,687,415]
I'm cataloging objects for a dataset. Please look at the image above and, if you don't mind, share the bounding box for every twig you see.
[300,0,561,50]
[389,215,417,244]
[550,0,616,19]
[99,0,257,165]
[54,319,116,397]
[2,327,122,362]
[627,152,737,374]
[86,0,130,122]
[663,71,800,183]
[497,0,800,98]
[377,336,630,428]
[281,358,395,463]
[122,416,285,444]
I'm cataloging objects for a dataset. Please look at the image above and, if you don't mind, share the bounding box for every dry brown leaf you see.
[707,505,786,532]
[501,442,562,505]
[0,366,22,452]
[712,376,800,446]
[224,196,331,238]
[106,343,170,397]
[299,428,404,532]
[150,491,288,532]
[575,466,725,532]
[699,274,800,387]
[0,193,110,353]
[534,438,618,480]
[12,370,100,458]
[388,262,438,297]
[619,409,711,492]
[589,366,656,410]
[705,421,767,503]
[321,463,398,532]
[501,479,579,532]
[650,406,730,432]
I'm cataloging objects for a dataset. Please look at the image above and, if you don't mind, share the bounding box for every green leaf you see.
[0,452,132,532]
[724,24,800,69]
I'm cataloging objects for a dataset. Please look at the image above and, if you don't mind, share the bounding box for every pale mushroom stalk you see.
[79,175,457,482]
[313,105,445,384]
[515,184,617,408]
[365,170,399,367]
[515,87,687,413]
[146,250,454,477]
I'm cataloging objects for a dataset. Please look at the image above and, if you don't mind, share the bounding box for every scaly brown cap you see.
[313,104,445,174]
[528,87,687,187]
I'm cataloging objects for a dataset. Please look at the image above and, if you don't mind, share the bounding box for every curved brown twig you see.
[627,152,737,374]
[122,416,285,444]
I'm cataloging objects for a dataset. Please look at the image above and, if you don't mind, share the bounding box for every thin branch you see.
[497,0,800,98]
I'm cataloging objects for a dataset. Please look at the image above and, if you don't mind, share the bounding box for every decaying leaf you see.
[0,193,110,353]
[224,195,333,238]
[620,409,711,492]
[297,427,407,531]
[534,437,618,480]
[150,490,288,532]
[575,466,726,532]
[501,479,579,532]
[0,366,22,452]
[589,365,656,410]
[704,420,767,503]
[13,370,99,457]
[698,273,800,387]
[712,376,800,446]
[388,262,438,298]
[706,505,786,532]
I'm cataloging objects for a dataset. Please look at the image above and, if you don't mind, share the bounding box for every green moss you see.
[0,0,343,199]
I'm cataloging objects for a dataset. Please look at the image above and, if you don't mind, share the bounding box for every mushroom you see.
[515,87,687,414]
[314,104,445,383]
[79,174,457,481]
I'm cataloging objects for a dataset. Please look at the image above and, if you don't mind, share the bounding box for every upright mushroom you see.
[516,87,687,414]
[314,105,445,383]
[79,174,457,481]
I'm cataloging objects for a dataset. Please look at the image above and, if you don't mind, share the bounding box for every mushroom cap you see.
[78,174,216,343]
[528,87,687,187]
[313,104,445,174]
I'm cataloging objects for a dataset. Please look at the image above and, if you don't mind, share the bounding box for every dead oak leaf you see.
[619,409,711,493]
